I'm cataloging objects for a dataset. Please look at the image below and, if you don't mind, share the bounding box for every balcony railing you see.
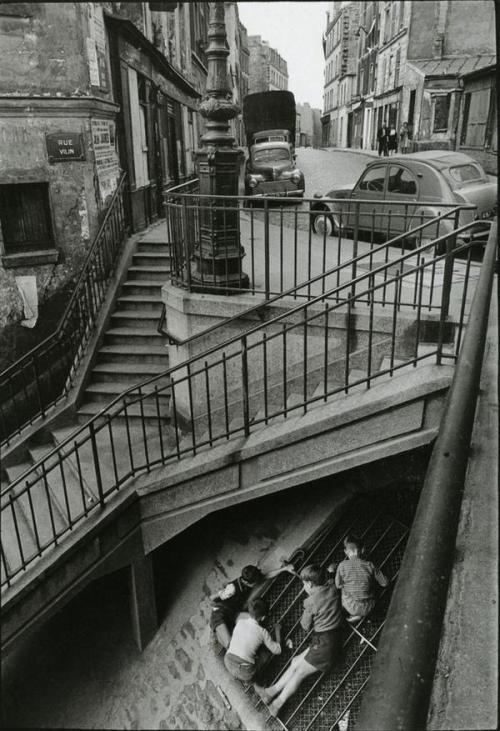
[0,174,128,447]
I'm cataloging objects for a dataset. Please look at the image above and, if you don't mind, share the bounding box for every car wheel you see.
[312,211,335,237]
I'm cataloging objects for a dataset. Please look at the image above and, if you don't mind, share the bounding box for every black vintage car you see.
[245,141,305,198]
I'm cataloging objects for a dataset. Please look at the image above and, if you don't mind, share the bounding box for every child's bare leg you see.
[255,650,308,702]
[269,657,317,716]
[269,650,308,694]
[215,623,231,648]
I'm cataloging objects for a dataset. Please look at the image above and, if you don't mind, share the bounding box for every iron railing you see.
[355,219,498,730]
[0,217,487,589]
[0,174,128,447]
[165,183,481,299]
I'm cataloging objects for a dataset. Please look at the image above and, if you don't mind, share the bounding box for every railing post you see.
[89,421,105,507]
[241,335,250,436]
[264,198,270,300]
[351,201,360,300]
[437,237,455,364]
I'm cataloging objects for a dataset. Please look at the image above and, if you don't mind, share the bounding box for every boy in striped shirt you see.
[332,535,389,622]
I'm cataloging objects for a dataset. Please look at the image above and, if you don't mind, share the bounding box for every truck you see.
[242,91,305,198]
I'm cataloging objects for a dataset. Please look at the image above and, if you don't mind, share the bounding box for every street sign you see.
[46,133,85,163]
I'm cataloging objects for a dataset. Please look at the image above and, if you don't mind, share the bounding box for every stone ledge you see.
[2,249,59,268]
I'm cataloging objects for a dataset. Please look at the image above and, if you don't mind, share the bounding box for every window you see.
[433,94,451,132]
[0,183,54,254]
[253,148,291,163]
[448,164,483,183]
[357,166,386,192]
[461,88,492,147]
[189,2,208,64]
[387,166,417,195]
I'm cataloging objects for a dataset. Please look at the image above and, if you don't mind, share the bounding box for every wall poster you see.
[91,119,120,203]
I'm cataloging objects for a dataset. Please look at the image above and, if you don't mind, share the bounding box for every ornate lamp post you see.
[192,1,249,292]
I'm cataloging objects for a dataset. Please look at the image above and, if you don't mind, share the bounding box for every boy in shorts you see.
[224,597,282,682]
[334,535,389,622]
[254,563,342,717]
[210,562,294,649]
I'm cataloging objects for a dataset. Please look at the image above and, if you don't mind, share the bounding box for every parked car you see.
[310,151,496,247]
[245,142,305,198]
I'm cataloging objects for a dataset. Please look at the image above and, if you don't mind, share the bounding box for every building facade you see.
[0,1,211,359]
[321,1,360,148]
[224,2,249,147]
[321,1,497,170]
[247,35,288,94]
[296,102,322,147]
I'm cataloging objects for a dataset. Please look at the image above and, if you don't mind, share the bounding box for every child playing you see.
[333,535,389,622]
[224,597,282,682]
[210,562,294,649]
[254,563,343,717]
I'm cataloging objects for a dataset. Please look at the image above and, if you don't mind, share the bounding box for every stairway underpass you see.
[212,484,421,731]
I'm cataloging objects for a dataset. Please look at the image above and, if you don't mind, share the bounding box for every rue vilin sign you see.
[46,133,85,163]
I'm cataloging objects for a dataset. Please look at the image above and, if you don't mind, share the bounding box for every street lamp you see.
[191,1,249,292]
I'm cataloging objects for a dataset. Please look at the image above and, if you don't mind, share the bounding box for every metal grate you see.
[253,487,417,730]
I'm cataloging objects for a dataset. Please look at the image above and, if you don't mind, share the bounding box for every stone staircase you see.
[77,227,171,424]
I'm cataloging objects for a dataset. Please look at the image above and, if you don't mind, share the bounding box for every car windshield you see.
[253,148,290,163]
[447,164,483,183]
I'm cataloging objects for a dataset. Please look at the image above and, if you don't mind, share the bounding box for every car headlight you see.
[248,177,259,188]
[291,171,302,183]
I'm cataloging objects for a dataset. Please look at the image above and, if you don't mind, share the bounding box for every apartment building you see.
[247,35,288,94]
[322,1,496,170]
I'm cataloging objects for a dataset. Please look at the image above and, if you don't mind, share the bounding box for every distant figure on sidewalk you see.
[399,121,410,154]
[210,562,294,649]
[332,535,389,622]
[377,125,389,156]
[387,126,398,155]
[254,563,343,717]
[224,597,281,682]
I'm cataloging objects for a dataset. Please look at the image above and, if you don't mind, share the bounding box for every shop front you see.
[106,14,200,232]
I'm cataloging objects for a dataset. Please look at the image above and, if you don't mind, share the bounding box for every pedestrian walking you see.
[399,122,410,153]
[387,126,398,155]
[377,125,389,156]
[224,597,281,682]
[254,563,343,717]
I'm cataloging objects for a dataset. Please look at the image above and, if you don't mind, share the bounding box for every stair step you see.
[110,310,159,326]
[97,344,168,364]
[77,401,170,422]
[121,281,165,296]
[127,266,170,282]
[116,295,163,312]
[132,253,171,267]
[104,328,163,346]
[90,362,168,383]
[83,381,171,405]
[136,240,170,252]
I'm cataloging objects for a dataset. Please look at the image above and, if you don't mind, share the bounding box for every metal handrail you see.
[355,220,498,730]
[159,205,471,346]
[2,221,482,493]
[0,219,487,586]
[0,174,128,446]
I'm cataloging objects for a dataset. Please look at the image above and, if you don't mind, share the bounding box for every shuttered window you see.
[0,183,54,253]
[463,88,491,147]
